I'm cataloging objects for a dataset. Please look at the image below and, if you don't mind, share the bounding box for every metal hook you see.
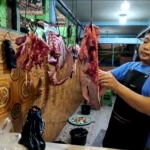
[90,0,93,31]
[4,31,9,40]
[4,30,20,41]
[91,0,93,24]
[3,31,14,40]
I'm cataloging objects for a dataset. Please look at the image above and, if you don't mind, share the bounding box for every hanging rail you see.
[56,0,84,30]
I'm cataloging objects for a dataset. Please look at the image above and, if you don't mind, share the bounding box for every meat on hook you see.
[79,24,106,110]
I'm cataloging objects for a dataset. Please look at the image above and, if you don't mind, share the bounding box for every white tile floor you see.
[54,97,115,146]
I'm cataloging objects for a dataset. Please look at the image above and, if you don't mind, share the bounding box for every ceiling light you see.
[121,0,130,11]
[119,14,127,24]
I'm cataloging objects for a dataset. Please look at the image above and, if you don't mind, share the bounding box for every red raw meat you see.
[48,31,74,85]
[15,33,50,72]
[79,24,106,110]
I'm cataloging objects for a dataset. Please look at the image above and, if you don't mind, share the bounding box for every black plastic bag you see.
[3,39,16,69]
[19,105,45,150]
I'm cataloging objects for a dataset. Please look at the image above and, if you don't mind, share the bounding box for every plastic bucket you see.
[81,104,91,115]
[70,128,88,145]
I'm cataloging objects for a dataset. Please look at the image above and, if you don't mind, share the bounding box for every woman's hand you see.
[99,70,120,91]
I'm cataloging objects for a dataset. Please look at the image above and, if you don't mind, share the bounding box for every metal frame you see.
[55,0,84,29]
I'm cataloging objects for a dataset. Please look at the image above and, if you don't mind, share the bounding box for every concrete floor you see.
[54,97,115,147]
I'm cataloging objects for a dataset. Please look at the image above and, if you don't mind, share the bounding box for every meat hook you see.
[90,0,93,31]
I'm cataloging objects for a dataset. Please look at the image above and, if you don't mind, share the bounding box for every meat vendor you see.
[99,27,150,150]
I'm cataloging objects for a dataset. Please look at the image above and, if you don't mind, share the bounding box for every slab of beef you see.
[15,33,50,72]
[79,24,106,110]
[47,31,74,85]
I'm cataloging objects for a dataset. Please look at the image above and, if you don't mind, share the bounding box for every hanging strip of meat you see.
[48,31,74,85]
[15,33,50,72]
[79,24,106,110]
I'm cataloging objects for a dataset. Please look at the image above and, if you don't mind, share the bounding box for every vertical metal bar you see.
[50,0,56,24]
[112,44,114,66]
[77,26,82,46]
[66,18,69,46]
[16,0,20,32]
[7,0,12,28]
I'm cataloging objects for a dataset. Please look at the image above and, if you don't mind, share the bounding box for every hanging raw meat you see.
[15,33,50,72]
[68,44,80,75]
[79,24,106,110]
[47,31,74,85]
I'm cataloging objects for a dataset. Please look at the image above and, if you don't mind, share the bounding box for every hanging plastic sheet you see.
[43,22,59,65]
[43,22,59,43]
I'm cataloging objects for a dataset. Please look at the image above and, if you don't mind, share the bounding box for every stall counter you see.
[46,142,117,150]
[0,133,117,150]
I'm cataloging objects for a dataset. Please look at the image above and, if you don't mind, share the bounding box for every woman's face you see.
[138,33,150,65]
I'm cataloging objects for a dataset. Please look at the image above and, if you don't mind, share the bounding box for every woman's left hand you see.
[99,70,120,91]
